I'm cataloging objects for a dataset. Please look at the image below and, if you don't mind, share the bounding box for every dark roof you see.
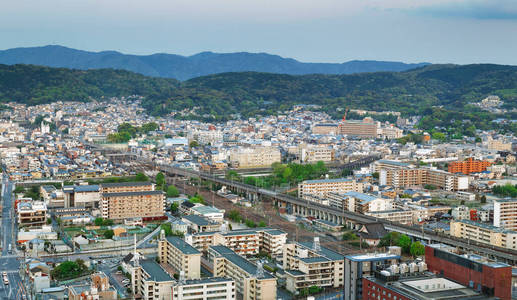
[140,259,173,282]
[122,253,134,264]
[359,223,388,240]
[101,181,153,188]
[183,215,211,226]
[165,236,201,255]
[181,201,195,208]
[101,190,163,197]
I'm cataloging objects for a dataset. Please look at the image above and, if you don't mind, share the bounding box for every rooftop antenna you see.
[313,237,321,252]
[256,260,264,278]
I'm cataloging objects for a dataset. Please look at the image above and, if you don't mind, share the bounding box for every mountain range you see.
[0,45,430,80]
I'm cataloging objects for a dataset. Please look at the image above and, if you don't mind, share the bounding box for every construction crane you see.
[342,108,350,122]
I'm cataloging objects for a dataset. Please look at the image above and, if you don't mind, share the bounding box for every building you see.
[363,272,497,300]
[17,200,47,227]
[456,191,476,202]
[173,277,236,300]
[494,199,517,231]
[68,272,117,300]
[450,219,517,250]
[101,190,164,220]
[298,144,335,163]
[190,205,225,223]
[100,181,154,194]
[131,259,175,300]
[378,161,469,191]
[486,137,512,151]
[298,178,363,199]
[425,243,512,300]
[210,245,277,300]
[182,215,221,233]
[283,239,345,294]
[62,184,100,208]
[344,251,400,300]
[327,191,392,213]
[158,235,201,280]
[312,123,339,135]
[229,146,281,168]
[448,158,492,175]
[365,209,414,225]
[186,228,287,257]
[338,117,378,138]
[451,205,470,220]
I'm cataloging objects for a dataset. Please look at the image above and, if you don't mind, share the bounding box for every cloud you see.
[407,0,517,20]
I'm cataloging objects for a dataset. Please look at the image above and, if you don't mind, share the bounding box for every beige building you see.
[68,272,117,300]
[365,209,414,225]
[283,240,345,294]
[100,181,154,194]
[450,219,517,250]
[378,160,469,191]
[327,191,392,214]
[186,228,287,257]
[312,123,339,135]
[159,235,201,279]
[494,199,517,231]
[485,137,512,151]
[131,259,175,300]
[298,178,363,199]
[338,117,378,138]
[172,277,236,300]
[17,200,47,228]
[298,144,335,163]
[229,146,281,168]
[210,245,277,300]
[101,190,164,220]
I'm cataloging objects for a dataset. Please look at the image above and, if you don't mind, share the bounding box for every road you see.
[0,174,26,299]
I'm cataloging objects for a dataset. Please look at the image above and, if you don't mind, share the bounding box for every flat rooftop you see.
[165,236,201,255]
[140,259,173,282]
[345,252,400,262]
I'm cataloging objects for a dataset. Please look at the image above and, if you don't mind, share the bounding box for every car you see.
[122,279,130,284]
[116,271,122,274]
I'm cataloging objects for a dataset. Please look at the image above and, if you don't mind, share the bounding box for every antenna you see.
[313,237,321,252]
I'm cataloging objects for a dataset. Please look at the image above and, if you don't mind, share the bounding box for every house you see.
[358,223,388,246]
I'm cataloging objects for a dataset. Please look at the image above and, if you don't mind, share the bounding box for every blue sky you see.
[1,0,517,64]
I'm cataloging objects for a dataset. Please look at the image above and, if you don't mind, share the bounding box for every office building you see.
[448,158,492,175]
[283,239,345,294]
[297,144,335,163]
[298,178,363,199]
[449,219,517,250]
[158,235,201,280]
[312,123,339,135]
[494,199,517,231]
[210,245,277,300]
[338,117,378,138]
[344,252,400,300]
[62,184,100,208]
[425,243,512,300]
[229,146,281,168]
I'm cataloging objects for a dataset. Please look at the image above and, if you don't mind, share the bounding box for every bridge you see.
[156,163,517,264]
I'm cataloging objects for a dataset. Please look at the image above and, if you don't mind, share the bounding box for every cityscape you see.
[2,0,517,299]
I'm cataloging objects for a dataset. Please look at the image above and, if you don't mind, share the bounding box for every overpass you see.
[156,163,517,264]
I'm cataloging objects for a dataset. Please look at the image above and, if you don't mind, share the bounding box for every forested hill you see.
[0,45,429,80]
[2,63,517,122]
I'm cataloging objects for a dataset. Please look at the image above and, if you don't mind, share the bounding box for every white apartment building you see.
[494,199,517,231]
[327,191,392,214]
[451,205,470,220]
[298,144,335,163]
[450,219,517,250]
[172,277,236,300]
[298,178,363,199]
[229,146,281,168]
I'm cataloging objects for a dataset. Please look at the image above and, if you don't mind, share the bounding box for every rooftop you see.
[183,215,213,226]
[302,178,353,184]
[101,181,153,188]
[101,190,163,197]
[345,252,400,262]
[344,191,379,204]
[140,259,173,282]
[165,236,201,255]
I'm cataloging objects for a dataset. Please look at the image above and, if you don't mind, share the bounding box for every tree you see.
[14,186,25,193]
[135,172,148,182]
[480,195,487,204]
[379,232,401,247]
[156,172,165,187]
[228,210,242,222]
[103,230,114,239]
[372,172,379,179]
[170,202,179,214]
[167,185,180,197]
[410,241,425,257]
[258,220,267,227]
[161,223,173,236]
[431,131,446,141]
[94,218,104,226]
[398,234,412,254]
[189,140,199,148]
[342,232,359,241]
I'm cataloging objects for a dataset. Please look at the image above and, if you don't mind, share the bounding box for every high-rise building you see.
[448,158,492,174]
[158,236,202,280]
[494,199,517,231]
[338,117,378,138]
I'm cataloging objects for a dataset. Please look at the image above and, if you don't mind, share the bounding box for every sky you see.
[1,0,517,64]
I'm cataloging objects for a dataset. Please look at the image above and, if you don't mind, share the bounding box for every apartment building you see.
[486,137,512,151]
[327,191,391,213]
[378,161,468,191]
[298,178,363,199]
[172,277,235,300]
[101,190,164,220]
[494,199,517,231]
[448,157,492,174]
[364,209,414,225]
[283,239,345,294]
[344,252,400,300]
[210,245,277,300]
[229,146,281,168]
[100,181,154,193]
[158,235,201,280]
[186,228,287,257]
[450,219,517,250]
[68,272,117,300]
[298,144,335,163]
[131,259,175,300]
[182,215,221,233]
[338,117,378,138]
[17,200,47,227]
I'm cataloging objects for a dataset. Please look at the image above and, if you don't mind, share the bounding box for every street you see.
[0,174,26,299]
